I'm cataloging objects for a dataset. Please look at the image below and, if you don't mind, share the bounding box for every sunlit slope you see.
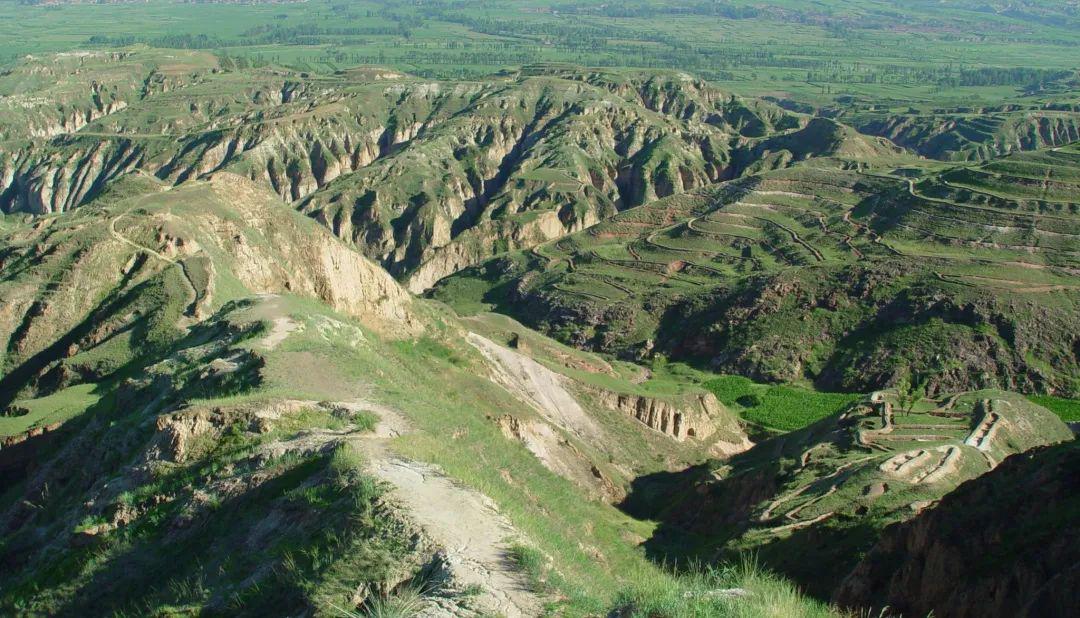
[0,50,919,293]
[433,144,1080,395]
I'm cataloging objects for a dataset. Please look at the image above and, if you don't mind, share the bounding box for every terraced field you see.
[628,389,1074,598]
[502,145,1080,302]
[434,144,1080,395]
[851,105,1080,161]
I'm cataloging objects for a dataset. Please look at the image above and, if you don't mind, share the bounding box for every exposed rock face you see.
[836,440,1080,618]
[0,50,832,289]
[496,414,623,502]
[201,174,419,336]
[466,332,605,442]
[588,388,750,456]
[595,391,703,440]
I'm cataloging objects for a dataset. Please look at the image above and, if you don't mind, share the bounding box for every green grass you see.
[1028,395,1080,423]
[0,383,101,438]
[703,375,861,432]
[2,0,1078,113]
[610,559,839,618]
[354,586,427,618]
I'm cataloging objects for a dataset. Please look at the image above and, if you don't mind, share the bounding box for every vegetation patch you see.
[703,375,861,433]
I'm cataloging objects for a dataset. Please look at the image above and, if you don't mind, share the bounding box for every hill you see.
[836,439,1080,618]
[1,39,1078,617]
[2,50,850,293]
[433,144,1080,396]
[1,170,839,616]
[620,389,1074,598]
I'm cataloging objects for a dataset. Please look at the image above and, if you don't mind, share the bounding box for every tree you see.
[896,374,927,415]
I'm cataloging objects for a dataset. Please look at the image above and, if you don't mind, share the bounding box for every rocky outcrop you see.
[1,51,823,288]
[836,440,1080,618]
[0,139,150,213]
[589,388,736,446]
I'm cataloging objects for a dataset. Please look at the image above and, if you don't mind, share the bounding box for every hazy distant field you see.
[3,0,1078,108]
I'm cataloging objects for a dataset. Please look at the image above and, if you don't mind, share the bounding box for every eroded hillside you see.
[836,438,1080,618]
[621,390,1073,599]
[435,144,1080,396]
[0,171,804,616]
[1,45,1078,617]
[0,49,877,293]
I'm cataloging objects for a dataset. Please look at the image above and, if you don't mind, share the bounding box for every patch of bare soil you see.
[466,332,605,442]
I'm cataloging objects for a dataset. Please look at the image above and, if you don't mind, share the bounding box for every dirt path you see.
[265,401,544,617]
[760,455,875,522]
[109,213,177,265]
[372,458,543,618]
[905,177,1076,222]
[748,215,825,261]
[109,210,202,319]
[768,511,834,533]
[858,401,894,446]
[356,407,543,617]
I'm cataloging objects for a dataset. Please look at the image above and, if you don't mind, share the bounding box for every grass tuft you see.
[611,558,840,618]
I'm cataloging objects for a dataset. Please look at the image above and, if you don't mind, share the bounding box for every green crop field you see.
[3,0,1079,112]
[703,374,862,432]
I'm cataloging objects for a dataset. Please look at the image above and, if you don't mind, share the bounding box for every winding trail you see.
[109,210,201,318]
[371,457,543,618]
[109,213,176,265]
[759,455,875,522]
[274,402,544,617]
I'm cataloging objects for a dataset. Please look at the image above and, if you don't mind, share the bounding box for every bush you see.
[737,393,764,408]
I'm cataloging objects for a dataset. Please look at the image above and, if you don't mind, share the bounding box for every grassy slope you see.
[0,184,839,616]
[432,146,1080,397]
[0,294,841,616]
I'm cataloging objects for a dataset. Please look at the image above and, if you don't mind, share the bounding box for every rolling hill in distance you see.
[0,2,1078,617]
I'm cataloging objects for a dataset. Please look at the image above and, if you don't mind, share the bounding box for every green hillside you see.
[433,144,1080,397]
[1,3,1079,616]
